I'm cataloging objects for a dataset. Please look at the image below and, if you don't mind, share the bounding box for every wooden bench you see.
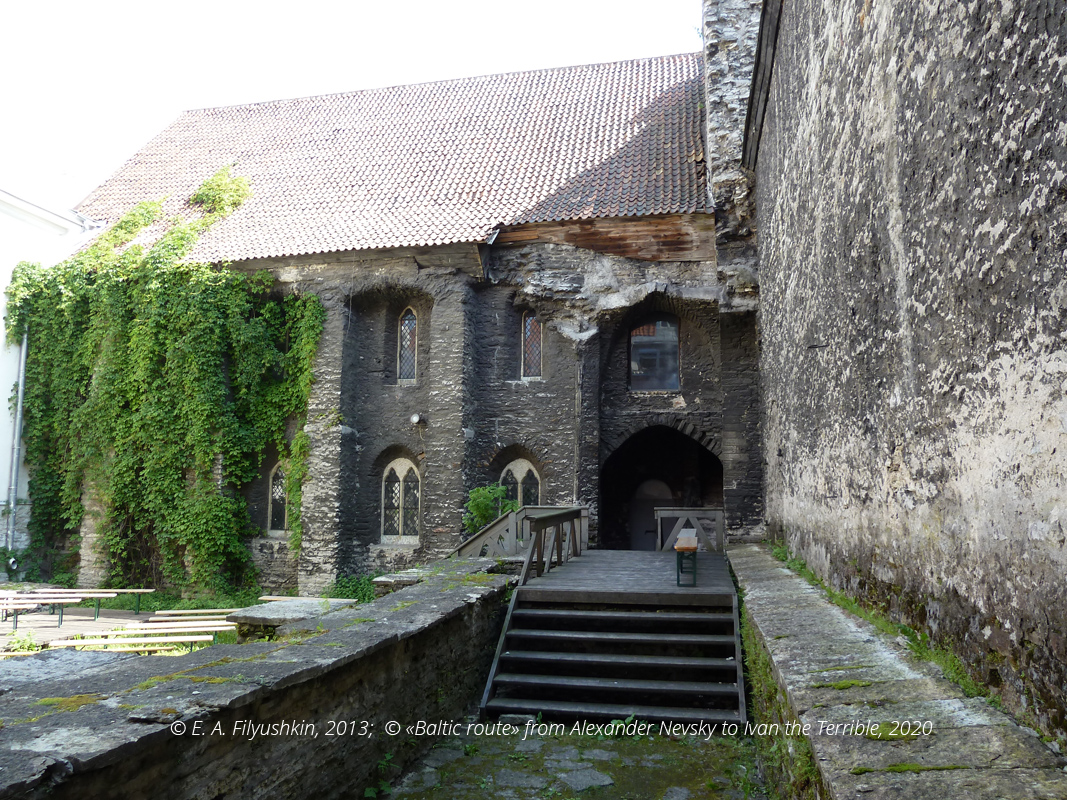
[0,596,85,629]
[25,590,118,621]
[37,587,156,614]
[674,534,699,587]
[152,609,237,622]
[50,635,214,651]
[50,618,237,651]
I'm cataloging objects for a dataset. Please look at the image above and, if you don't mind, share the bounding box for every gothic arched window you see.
[629,315,679,391]
[521,311,542,379]
[382,458,420,542]
[268,464,287,532]
[398,308,418,382]
[500,458,541,507]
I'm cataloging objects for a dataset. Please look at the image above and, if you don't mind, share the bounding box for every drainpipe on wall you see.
[6,329,28,553]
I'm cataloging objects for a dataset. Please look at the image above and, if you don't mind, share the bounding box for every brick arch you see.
[599,424,724,550]
[601,415,721,463]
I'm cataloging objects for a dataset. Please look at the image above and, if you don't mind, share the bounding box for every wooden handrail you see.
[448,505,588,561]
[518,507,586,585]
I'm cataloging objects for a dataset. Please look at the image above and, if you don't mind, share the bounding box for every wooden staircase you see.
[481,575,746,725]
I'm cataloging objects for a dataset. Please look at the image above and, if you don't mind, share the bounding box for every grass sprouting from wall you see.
[769,542,988,699]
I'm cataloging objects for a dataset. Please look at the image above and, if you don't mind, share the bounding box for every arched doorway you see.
[600,426,723,550]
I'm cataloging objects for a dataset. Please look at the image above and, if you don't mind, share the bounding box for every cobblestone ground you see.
[383,719,768,800]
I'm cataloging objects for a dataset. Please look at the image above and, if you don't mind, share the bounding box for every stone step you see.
[506,628,736,648]
[493,672,740,697]
[511,607,735,632]
[485,697,742,724]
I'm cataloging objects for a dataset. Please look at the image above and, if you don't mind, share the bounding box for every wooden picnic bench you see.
[25,589,118,621]
[35,587,156,614]
[151,609,238,623]
[0,595,85,629]
[49,617,237,651]
[674,534,699,587]
[50,635,215,651]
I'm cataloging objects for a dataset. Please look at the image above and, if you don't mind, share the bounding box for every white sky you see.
[1,0,703,213]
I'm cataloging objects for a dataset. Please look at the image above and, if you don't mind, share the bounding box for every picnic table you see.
[35,587,156,614]
[0,594,85,629]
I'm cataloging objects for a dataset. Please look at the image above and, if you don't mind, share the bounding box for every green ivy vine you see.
[5,167,324,592]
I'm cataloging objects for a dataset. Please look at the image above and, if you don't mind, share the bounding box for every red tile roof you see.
[77,53,707,263]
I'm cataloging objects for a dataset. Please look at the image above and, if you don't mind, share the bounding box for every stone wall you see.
[756,0,1067,736]
[0,560,510,799]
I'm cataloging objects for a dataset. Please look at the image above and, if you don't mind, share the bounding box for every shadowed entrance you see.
[600,426,723,550]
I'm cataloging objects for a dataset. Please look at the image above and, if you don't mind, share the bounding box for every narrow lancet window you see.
[522,312,542,378]
[521,471,540,507]
[398,308,417,382]
[382,468,402,539]
[502,469,519,503]
[269,465,287,531]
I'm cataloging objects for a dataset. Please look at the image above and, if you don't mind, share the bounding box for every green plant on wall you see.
[5,167,324,592]
[462,483,519,535]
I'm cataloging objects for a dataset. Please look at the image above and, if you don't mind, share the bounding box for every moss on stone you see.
[811,679,874,690]
[36,694,102,712]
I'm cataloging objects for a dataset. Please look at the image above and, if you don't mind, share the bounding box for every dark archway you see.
[599,426,723,550]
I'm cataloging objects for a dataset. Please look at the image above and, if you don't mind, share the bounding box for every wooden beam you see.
[495,214,717,262]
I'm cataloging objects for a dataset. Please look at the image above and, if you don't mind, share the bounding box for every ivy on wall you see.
[5,168,324,591]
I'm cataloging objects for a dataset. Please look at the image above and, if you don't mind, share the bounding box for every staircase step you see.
[500,650,735,670]
[493,673,739,697]
[512,608,733,625]
[507,629,735,646]
[485,697,742,724]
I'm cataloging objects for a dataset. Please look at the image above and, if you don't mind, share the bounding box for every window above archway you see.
[629,315,679,391]
[501,458,541,507]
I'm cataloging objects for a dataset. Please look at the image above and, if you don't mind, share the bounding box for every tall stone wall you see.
[757,0,1067,736]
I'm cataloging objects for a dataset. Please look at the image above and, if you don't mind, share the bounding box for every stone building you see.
[69,0,1067,739]
[76,51,763,594]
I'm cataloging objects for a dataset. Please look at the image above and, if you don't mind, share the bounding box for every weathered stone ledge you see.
[729,544,1067,800]
[0,558,513,799]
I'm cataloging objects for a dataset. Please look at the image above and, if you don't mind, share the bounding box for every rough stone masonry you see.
[752,0,1067,738]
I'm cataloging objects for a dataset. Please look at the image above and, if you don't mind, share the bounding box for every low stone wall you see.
[0,558,511,800]
[731,545,1067,799]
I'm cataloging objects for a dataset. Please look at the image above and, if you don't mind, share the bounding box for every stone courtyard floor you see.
[389,720,768,800]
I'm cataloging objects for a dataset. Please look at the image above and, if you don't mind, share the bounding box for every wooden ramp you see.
[482,550,746,726]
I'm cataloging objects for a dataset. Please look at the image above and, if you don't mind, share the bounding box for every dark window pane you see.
[629,317,679,391]
[402,470,420,538]
[398,310,417,381]
[270,468,286,530]
[502,470,519,503]
[522,313,542,378]
[383,468,401,538]
[521,471,540,507]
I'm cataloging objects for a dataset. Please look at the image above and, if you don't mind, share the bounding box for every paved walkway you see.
[729,544,1067,799]
[392,718,768,799]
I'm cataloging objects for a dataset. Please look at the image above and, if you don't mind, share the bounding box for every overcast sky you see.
[2,0,702,213]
